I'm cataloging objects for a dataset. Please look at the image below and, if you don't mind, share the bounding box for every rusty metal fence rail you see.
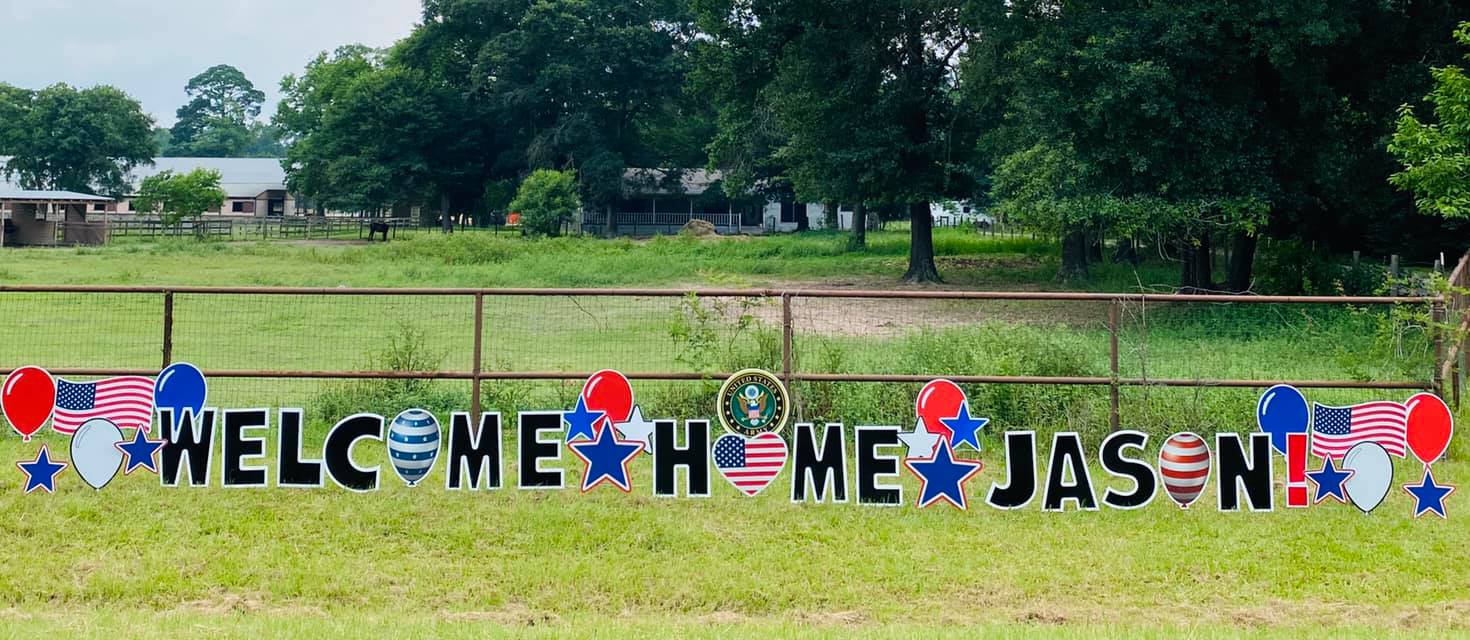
[0,282,1452,431]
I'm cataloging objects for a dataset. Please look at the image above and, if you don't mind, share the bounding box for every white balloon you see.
[1341,442,1393,513]
[70,418,124,490]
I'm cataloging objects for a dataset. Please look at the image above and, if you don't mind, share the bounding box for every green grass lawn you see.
[0,431,1464,638]
[0,230,1463,637]
[0,227,1083,289]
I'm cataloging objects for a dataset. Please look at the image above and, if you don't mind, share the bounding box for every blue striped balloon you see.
[387,409,440,486]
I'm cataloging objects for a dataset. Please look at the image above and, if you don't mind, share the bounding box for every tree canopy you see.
[1,83,156,196]
[693,0,976,281]
[975,0,1466,286]
[168,64,275,157]
[246,0,1470,284]
[1391,22,1470,221]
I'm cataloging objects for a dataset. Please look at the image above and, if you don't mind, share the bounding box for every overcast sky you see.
[0,0,423,126]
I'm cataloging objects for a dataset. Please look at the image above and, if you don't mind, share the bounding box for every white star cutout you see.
[897,419,941,460]
[613,405,656,452]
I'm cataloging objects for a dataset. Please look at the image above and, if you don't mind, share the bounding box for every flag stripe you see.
[52,376,156,433]
[1310,401,1407,459]
[713,434,787,496]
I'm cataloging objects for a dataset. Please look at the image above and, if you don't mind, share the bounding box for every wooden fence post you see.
[471,293,484,419]
[1108,299,1121,432]
[1390,255,1401,295]
[161,291,174,368]
[781,293,794,390]
[1433,299,1446,398]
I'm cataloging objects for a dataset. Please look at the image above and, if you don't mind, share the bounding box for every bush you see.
[310,322,466,421]
[509,169,581,237]
[794,323,1109,441]
[1255,240,1386,295]
[131,168,227,226]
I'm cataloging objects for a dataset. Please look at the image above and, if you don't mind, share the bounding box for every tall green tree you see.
[0,83,30,155]
[169,64,267,157]
[274,46,384,211]
[395,0,695,224]
[975,0,1465,288]
[1,84,156,195]
[694,0,973,281]
[1390,22,1470,221]
[305,66,474,215]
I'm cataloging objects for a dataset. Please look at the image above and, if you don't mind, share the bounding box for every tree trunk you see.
[1179,231,1214,292]
[1197,231,1212,287]
[823,201,838,230]
[604,205,616,238]
[902,201,941,283]
[1227,232,1257,292]
[439,193,452,234]
[1059,228,1089,281]
[849,202,867,250]
[1087,229,1104,263]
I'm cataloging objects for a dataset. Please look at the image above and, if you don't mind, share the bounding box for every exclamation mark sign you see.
[1286,432,1308,508]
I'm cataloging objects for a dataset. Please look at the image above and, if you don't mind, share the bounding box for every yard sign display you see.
[3,364,1456,518]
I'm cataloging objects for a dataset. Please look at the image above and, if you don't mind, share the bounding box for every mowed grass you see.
[1,430,1466,638]
[0,230,1463,637]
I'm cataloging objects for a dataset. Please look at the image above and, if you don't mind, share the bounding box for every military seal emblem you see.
[717,369,790,436]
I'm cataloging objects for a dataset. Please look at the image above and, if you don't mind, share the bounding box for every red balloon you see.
[2,366,57,441]
[916,379,966,442]
[581,370,634,434]
[1405,392,1454,465]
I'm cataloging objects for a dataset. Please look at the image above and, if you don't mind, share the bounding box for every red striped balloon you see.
[1158,432,1211,509]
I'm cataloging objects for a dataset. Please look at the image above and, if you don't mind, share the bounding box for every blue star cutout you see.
[17,445,67,494]
[1404,467,1456,519]
[567,421,643,492]
[903,440,983,510]
[1306,457,1352,504]
[940,403,988,451]
[563,397,605,443]
[115,428,166,475]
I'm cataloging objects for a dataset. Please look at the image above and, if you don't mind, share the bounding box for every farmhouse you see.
[116,157,298,217]
[1,156,304,219]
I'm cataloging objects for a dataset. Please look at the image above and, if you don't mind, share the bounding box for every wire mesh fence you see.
[0,283,1453,436]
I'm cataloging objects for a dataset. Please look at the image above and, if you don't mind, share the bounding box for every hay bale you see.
[679,219,718,237]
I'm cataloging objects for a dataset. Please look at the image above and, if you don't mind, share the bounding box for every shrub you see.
[1255,240,1386,295]
[310,322,466,421]
[509,169,581,237]
[131,168,227,227]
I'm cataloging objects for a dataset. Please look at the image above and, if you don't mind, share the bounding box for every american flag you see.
[1311,401,1407,459]
[53,376,155,434]
[713,433,788,496]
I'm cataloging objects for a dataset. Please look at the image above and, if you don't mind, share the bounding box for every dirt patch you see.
[795,610,870,626]
[710,293,1104,339]
[439,603,562,626]
[171,592,326,617]
[696,611,753,625]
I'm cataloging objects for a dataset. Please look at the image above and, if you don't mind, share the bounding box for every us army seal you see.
[717,369,790,436]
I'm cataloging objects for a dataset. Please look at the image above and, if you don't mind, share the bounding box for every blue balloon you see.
[155,362,208,436]
[1257,384,1309,454]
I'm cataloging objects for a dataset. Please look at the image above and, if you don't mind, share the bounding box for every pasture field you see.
[0,229,1464,638]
